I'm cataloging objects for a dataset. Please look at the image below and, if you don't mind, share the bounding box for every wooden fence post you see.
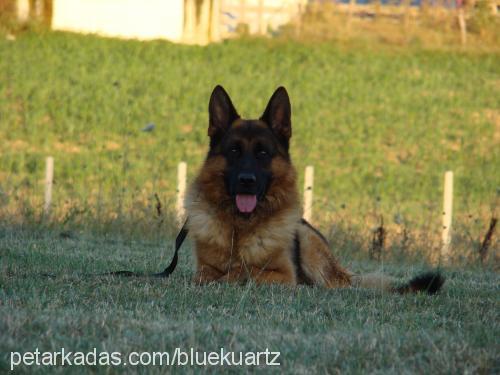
[441,171,453,261]
[458,6,467,46]
[176,161,187,224]
[44,156,54,216]
[303,166,314,222]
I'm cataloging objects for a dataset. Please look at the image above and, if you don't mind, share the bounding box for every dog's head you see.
[201,85,295,216]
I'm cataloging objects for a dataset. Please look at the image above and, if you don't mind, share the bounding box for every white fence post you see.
[441,171,453,261]
[44,156,54,216]
[303,166,314,222]
[176,161,187,224]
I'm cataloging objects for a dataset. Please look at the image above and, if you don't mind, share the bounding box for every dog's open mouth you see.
[235,194,257,213]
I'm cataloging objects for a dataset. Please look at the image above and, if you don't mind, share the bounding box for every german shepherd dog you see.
[185,86,444,294]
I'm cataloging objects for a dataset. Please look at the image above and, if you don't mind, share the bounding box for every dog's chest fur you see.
[186,184,301,268]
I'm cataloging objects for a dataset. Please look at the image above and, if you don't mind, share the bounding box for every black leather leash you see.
[103,220,189,278]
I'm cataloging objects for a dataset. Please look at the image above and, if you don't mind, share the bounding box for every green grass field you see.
[0,32,498,243]
[0,31,499,373]
[1,226,498,373]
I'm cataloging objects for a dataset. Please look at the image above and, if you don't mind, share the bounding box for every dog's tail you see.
[351,271,445,295]
[297,220,445,294]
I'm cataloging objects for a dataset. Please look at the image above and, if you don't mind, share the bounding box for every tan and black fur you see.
[185,85,444,294]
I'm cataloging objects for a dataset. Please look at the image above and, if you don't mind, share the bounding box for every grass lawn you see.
[1,226,498,373]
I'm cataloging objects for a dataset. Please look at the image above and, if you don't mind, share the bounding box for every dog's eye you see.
[256,149,268,159]
[229,147,240,157]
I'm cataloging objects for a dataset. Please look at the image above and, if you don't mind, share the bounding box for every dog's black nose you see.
[238,173,256,185]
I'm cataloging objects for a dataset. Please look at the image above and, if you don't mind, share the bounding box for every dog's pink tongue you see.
[235,194,257,213]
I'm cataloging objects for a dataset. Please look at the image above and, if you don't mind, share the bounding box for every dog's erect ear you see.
[208,85,239,143]
[260,87,291,148]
